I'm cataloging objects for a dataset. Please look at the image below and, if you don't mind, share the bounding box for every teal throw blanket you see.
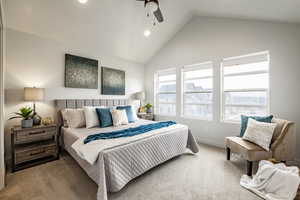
[84,121,176,144]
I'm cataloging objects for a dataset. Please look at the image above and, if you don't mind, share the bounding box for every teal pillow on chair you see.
[240,115,274,137]
[96,108,113,128]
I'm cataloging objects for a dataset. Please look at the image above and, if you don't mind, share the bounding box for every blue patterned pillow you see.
[96,108,113,128]
[117,106,135,123]
[240,115,274,137]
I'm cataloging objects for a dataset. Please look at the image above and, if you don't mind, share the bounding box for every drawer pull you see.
[28,130,46,135]
[30,151,45,156]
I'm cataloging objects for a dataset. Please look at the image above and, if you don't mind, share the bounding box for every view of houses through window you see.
[154,69,177,116]
[221,51,270,121]
[182,62,213,120]
[154,51,270,122]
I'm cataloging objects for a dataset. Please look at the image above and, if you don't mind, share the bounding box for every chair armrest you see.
[271,122,296,161]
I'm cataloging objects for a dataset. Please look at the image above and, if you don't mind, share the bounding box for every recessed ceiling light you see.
[144,30,151,37]
[78,0,88,4]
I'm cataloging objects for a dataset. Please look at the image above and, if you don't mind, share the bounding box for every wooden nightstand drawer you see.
[11,124,59,172]
[138,113,154,121]
[15,127,56,144]
[15,143,57,164]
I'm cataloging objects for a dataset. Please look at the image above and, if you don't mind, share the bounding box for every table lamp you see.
[24,87,45,125]
[136,91,145,112]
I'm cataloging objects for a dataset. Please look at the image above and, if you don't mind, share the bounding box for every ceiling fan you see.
[137,0,164,25]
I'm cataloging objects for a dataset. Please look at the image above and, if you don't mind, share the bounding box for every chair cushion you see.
[240,115,273,137]
[225,136,272,161]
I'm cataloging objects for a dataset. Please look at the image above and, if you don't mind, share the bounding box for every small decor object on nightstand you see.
[24,87,45,126]
[11,124,59,172]
[144,103,153,113]
[139,106,146,113]
[42,117,54,126]
[9,107,34,128]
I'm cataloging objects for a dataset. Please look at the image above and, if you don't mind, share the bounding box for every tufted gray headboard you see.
[55,99,129,110]
[55,99,129,127]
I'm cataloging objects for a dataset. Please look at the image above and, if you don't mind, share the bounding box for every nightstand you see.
[137,113,154,121]
[11,124,59,172]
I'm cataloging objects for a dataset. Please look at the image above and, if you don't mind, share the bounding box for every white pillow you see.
[111,109,129,126]
[131,105,138,121]
[65,109,86,128]
[243,118,277,151]
[84,106,105,128]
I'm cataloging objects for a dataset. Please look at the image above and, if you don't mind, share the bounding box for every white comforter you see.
[72,122,192,165]
[71,120,199,200]
[240,160,300,200]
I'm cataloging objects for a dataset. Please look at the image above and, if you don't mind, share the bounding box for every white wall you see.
[4,28,145,159]
[145,17,300,158]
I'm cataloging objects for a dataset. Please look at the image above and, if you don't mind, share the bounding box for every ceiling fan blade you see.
[154,7,164,23]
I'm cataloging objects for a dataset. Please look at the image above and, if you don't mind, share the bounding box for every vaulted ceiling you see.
[4,0,300,64]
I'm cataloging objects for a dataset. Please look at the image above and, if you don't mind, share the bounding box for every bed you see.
[56,99,199,200]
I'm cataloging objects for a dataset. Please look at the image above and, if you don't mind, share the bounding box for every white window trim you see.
[0,0,5,189]
[154,68,177,116]
[220,52,270,123]
[181,62,214,120]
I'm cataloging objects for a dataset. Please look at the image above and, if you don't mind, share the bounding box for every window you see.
[221,51,270,122]
[154,69,177,116]
[182,62,213,120]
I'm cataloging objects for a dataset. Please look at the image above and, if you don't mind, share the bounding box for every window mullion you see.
[224,89,267,92]
[223,70,268,77]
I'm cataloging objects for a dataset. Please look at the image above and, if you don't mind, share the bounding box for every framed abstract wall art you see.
[101,67,125,95]
[65,54,98,89]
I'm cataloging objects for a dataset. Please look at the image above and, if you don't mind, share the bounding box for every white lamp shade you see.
[24,87,45,101]
[136,92,145,100]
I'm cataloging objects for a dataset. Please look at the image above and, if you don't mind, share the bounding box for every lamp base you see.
[32,113,42,126]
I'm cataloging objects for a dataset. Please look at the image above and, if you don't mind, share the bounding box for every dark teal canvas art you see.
[65,54,98,89]
[101,67,125,95]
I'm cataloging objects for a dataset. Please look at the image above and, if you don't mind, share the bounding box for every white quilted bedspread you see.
[71,121,199,200]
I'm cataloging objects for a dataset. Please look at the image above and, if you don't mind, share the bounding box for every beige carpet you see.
[0,144,260,200]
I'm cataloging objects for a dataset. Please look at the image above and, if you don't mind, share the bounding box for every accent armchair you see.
[225,118,296,176]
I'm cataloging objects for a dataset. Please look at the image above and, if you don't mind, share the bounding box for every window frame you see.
[220,51,270,123]
[181,62,214,120]
[154,68,177,117]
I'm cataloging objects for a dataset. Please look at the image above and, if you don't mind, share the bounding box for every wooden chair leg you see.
[246,160,253,176]
[226,148,231,160]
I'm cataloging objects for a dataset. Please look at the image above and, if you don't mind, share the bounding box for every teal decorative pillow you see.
[96,108,113,128]
[240,115,274,137]
[117,106,135,123]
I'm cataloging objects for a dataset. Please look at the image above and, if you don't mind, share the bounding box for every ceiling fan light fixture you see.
[78,0,88,4]
[144,30,151,37]
[145,1,158,12]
